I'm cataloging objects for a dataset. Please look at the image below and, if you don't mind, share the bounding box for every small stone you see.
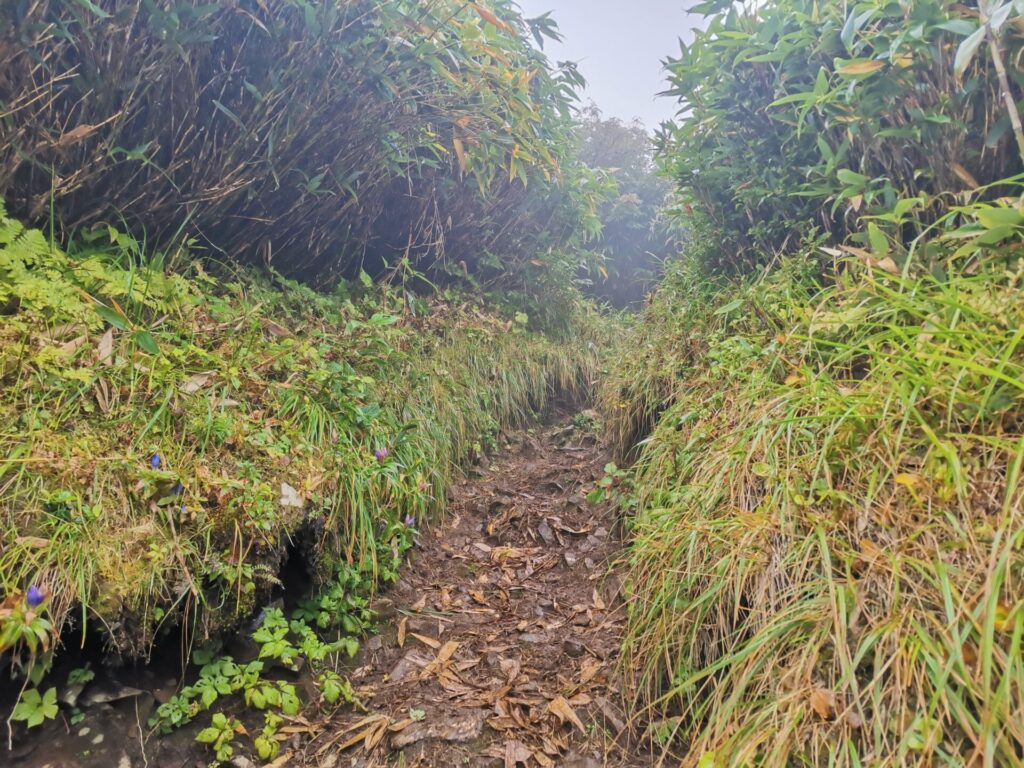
[390,710,485,748]
[563,638,585,658]
[584,557,596,569]
[519,632,547,644]
[536,519,555,545]
[365,635,383,651]
[91,733,104,745]
[564,551,578,567]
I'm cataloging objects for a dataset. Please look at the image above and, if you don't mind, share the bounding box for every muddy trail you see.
[7,416,651,768]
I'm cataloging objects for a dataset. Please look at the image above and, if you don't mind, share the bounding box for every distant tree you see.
[576,105,676,306]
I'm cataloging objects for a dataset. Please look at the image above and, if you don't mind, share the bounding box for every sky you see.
[517,0,705,130]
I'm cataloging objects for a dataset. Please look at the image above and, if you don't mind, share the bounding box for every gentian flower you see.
[170,482,184,496]
[403,514,416,528]
[26,585,45,608]
[374,447,388,462]
[150,453,161,469]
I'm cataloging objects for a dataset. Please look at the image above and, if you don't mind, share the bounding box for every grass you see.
[603,255,1024,766]
[0,204,600,666]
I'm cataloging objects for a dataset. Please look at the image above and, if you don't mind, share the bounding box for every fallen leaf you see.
[59,335,89,355]
[579,657,601,684]
[592,587,606,611]
[499,657,520,683]
[548,695,586,733]
[504,739,532,768]
[809,687,837,720]
[15,536,50,549]
[410,633,441,649]
[97,329,114,365]
[181,372,212,394]
[397,616,408,648]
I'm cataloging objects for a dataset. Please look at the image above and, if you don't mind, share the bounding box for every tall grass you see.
[0,205,599,661]
[604,255,1024,766]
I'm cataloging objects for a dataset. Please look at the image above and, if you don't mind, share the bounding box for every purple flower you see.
[170,482,184,496]
[374,447,388,462]
[403,514,416,528]
[150,453,161,469]
[26,585,45,608]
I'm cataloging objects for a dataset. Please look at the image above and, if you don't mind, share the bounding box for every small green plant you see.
[195,712,242,764]
[11,687,58,728]
[585,463,630,506]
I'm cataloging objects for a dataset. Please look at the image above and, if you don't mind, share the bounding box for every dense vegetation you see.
[0,0,609,754]
[574,106,676,306]
[4,0,1024,765]
[605,0,1024,765]
[0,0,607,322]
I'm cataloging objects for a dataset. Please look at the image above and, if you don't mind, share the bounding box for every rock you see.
[564,551,578,567]
[230,757,257,768]
[536,519,555,545]
[80,682,145,707]
[388,649,431,682]
[518,632,547,644]
[563,638,586,658]
[365,635,383,652]
[390,710,485,748]
[562,752,602,768]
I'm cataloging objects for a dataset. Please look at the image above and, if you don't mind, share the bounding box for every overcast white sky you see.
[517,0,705,130]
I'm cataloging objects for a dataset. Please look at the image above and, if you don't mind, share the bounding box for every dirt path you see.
[300,416,648,768]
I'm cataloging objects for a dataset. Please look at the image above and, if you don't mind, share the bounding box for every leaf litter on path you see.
[299,416,651,767]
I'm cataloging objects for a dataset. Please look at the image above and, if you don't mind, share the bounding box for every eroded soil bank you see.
[7,415,651,768]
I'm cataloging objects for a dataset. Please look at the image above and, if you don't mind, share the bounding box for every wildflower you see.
[26,585,45,608]
[170,482,184,496]
[374,447,389,462]
[403,514,416,528]
[150,453,161,469]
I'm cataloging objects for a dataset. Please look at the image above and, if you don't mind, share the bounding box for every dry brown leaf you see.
[534,751,555,768]
[181,372,212,394]
[504,739,532,768]
[568,692,592,706]
[809,687,837,720]
[397,616,408,648]
[410,633,441,649]
[592,587,606,611]
[97,328,114,365]
[950,161,980,189]
[265,751,293,768]
[15,536,50,549]
[579,657,601,684]
[548,695,586,733]
[499,657,520,683]
[411,595,427,611]
[59,335,89,355]
[470,589,489,605]
[436,640,460,663]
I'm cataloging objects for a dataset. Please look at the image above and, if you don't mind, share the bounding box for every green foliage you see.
[615,3,1024,763]
[0,205,598,669]
[659,0,1024,272]
[11,687,58,728]
[0,0,600,295]
[575,106,678,306]
[605,251,1024,765]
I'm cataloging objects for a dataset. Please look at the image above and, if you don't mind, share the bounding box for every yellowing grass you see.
[607,257,1024,766]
